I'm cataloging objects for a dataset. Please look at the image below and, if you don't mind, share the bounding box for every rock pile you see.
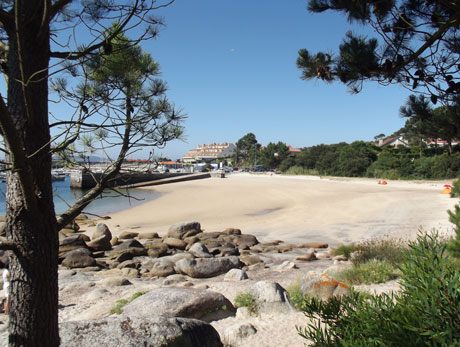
[58,220,332,280]
[53,218,351,346]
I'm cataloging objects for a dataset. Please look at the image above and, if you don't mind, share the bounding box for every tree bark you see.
[5,1,59,346]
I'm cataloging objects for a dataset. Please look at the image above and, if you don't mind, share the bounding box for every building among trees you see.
[182,143,236,164]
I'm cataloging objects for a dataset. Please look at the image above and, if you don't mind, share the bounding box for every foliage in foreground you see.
[447,203,460,258]
[298,232,460,346]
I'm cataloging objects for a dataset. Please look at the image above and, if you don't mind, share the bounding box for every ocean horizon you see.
[0,176,161,217]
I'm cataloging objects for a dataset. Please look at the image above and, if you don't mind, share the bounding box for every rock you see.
[240,255,263,266]
[259,240,283,247]
[59,315,223,347]
[137,232,159,239]
[194,284,209,290]
[232,234,259,249]
[61,248,96,269]
[110,239,146,256]
[58,269,77,279]
[149,260,176,277]
[300,271,350,300]
[59,235,88,253]
[249,280,292,314]
[211,245,239,257]
[224,323,257,344]
[116,260,138,270]
[93,223,112,241]
[118,231,139,239]
[86,235,112,252]
[121,268,139,278]
[188,242,212,258]
[163,237,187,250]
[122,287,235,322]
[84,288,109,301]
[298,242,328,249]
[276,244,296,252]
[203,239,225,249]
[167,221,202,240]
[197,231,226,241]
[222,228,242,235]
[295,250,317,261]
[163,274,188,286]
[333,254,348,262]
[110,236,119,247]
[184,236,200,246]
[144,240,170,256]
[224,268,248,281]
[175,256,242,278]
[99,277,132,287]
[271,260,297,271]
[315,250,332,259]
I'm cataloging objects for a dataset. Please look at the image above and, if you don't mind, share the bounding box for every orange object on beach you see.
[381,180,387,185]
[442,187,451,194]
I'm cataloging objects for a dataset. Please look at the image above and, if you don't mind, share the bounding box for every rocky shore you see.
[0,218,362,346]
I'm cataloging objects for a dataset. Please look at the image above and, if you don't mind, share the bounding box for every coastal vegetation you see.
[298,232,460,346]
[276,139,460,180]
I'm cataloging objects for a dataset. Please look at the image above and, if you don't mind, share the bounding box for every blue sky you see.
[144,0,412,160]
[1,0,413,162]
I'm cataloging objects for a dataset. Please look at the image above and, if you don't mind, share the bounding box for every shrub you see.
[332,244,356,258]
[298,232,460,346]
[234,292,259,316]
[351,237,407,267]
[335,259,400,285]
[286,281,305,311]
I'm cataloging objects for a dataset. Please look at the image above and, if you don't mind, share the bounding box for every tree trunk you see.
[5,1,59,346]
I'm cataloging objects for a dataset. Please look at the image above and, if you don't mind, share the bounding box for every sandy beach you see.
[88,173,457,246]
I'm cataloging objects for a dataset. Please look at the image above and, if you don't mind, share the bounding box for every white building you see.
[182,143,236,164]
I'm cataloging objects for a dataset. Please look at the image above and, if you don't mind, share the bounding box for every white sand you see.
[89,173,457,246]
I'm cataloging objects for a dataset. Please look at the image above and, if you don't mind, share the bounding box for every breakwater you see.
[70,171,211,189]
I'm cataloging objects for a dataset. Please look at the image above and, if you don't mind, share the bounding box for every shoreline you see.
[84,173,457,246]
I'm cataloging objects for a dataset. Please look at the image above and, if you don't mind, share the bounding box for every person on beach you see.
[2,263,10,315]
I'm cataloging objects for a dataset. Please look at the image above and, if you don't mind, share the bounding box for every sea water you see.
[0,176,161,216]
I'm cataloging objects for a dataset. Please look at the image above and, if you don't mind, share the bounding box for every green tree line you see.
[283,141,460,179]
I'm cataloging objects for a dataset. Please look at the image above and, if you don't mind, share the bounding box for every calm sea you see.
[0,176,161,216]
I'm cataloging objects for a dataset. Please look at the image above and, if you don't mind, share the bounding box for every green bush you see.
[234,292,259,316]
[450,179,460,198]
[336,259,400,285]
[447,203,460,258]
[298,232,460,346]
[332,244,357,258]
[351,237,407,267]
[286,282,305,311]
